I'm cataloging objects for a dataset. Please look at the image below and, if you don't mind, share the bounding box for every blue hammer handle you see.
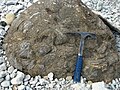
[73,54,83,83]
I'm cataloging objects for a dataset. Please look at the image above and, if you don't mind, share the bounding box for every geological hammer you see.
[65,32,96,83]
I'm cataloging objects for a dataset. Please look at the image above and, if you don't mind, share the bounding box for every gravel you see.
[0,0,120,90]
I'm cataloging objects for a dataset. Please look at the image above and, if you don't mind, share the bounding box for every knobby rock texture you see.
[3,0,120,83]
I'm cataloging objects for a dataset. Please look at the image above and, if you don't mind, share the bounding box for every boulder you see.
[3,0,120,83]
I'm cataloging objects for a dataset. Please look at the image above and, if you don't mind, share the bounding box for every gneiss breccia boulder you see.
[3,0,120,83]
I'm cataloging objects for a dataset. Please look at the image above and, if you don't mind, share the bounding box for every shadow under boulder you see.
[3,0,120,83]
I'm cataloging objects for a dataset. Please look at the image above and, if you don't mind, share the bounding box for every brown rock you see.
[3,0,120,83]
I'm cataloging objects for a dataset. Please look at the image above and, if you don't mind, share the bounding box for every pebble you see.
[92,81,108,90]
[0,63,7,71]
[5,74,10,80]
[43,76,48,80]
[10,71,17,78]
[0,57,5,64]
[71,83,81,90]
[0,21,7,27]
[11,71,24,85]
[48,72,54,81]
[8,66,14,74]
[24,74,31,81]
[18,85,25,90]
[0,28,6,36]
[5,12,15,25]
[25,86,32,90]
[11,77,23,85]
[29,78,37,85]
[1,80,10,87]
[0,71,7,78]
[66,76,72,81]
[24,81,28,85]
[0,78,4,83]
[4,25,10,32]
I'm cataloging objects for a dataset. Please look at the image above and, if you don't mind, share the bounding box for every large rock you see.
[3,0,120,82]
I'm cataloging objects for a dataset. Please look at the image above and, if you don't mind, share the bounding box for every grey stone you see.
[0,28,6,36]
[0,78,4,83]
[0,71,7,78]
[47,72,54,81]
[1,80,10,87]
[18,85,25,90]
[5,74,10,81]
[0,63,7,71]
[8,66,14,74]
[10,69,17,78]
[0,57,5,64]
[11,71,24,85]
[10,71,17,78]
[92,81,106,90]
[3,0,120,83]
[24,74,31,81]
[25,86,32,90]
[24,81,28,85]
[11,76,23,85]
[4,25,10,32]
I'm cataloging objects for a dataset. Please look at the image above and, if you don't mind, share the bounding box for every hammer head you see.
[65,32,96,39]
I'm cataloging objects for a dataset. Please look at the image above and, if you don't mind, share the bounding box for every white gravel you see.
[0,0,120,90]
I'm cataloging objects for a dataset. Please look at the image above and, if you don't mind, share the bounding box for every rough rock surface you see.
[3,0,120,82]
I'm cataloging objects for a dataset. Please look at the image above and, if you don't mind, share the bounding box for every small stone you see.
[71,83,81,90]
[24,74,31,81]
[29,76,38,85]
[29,77,34,82]
[54,78,58,82]
[11,71,24,85]
[43,76,48,80]
[24,81,28,85]
[1,80,10,87]
[31,84,35,88]
[38,78,49,86]
[0,78,4,83]
[8,66,14,74]
[48,72,54,81]
[55,84,61,89]
[48,83,54,88]
[37,75,41,80]
[0,71,7,78]
[6,61,10,67]
[35,86,42,89]
[112,79,116,85]
[18,85,25,90]
[88,81,93,85]
[92,81,107,90]
[26,86,32,90]
[5,12,15,25]
[0,21,7,27]
[0,57,5,64]
[11,77,23,85]
[96,1,103,11]
[66,76,72,81]
[29,79,37,85]
[10,72,17,78]
[115,78,119,83]
[0,28,6,36]
[5,74,10,80]
[4,25,10,32]
[6,0,18,5]
[27,2,32,8]
[59,78,65,85]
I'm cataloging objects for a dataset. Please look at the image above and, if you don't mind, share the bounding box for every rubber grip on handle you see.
[73,55,83,83]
